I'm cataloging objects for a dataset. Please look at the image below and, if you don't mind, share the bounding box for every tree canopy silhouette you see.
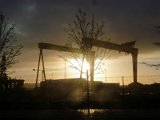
[0,12,22,79]
[63,9,108,79]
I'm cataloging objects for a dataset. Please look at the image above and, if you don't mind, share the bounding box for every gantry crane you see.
[35,38,138,88]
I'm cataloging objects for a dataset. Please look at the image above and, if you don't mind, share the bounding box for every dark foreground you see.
[0,109,160,120]
[1,85,160,120]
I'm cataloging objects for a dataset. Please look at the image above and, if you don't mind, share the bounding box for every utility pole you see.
[86,69,90,117]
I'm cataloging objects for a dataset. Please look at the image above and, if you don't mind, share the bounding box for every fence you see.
[95,75,160,85]
[42,68,160,85]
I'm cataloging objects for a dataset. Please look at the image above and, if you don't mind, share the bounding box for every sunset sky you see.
[1,0,160,84]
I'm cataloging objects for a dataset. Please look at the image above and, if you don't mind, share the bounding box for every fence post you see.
[122,76,125,96]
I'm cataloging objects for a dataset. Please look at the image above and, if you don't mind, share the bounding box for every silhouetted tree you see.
[0,53,7,80]
[0,12,22,79]
[153,26,160,47]
[141,27,160,70]
[63,9,108,79]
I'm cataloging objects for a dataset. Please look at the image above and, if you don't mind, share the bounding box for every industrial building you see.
[0,79,24,91]
[40,78,120,102]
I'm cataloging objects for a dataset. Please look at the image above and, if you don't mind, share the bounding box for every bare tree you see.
[0,12,22,79]
[140,26,160,70]
[63,9,108,79]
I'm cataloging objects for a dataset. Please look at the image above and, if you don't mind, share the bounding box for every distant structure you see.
[0,79,24,90]
[35,38,138,88]
[40,78,120,102]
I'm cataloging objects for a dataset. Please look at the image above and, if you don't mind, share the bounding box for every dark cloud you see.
[1,0,160,60]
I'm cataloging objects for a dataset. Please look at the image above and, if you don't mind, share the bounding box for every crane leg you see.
[35,49,42,88]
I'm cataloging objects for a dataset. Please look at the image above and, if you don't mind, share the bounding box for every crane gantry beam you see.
[39,43,81,53]
[35,39,138,88]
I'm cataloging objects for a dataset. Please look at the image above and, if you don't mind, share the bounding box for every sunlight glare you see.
[83,59,90,71]
[70,59,90,72]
